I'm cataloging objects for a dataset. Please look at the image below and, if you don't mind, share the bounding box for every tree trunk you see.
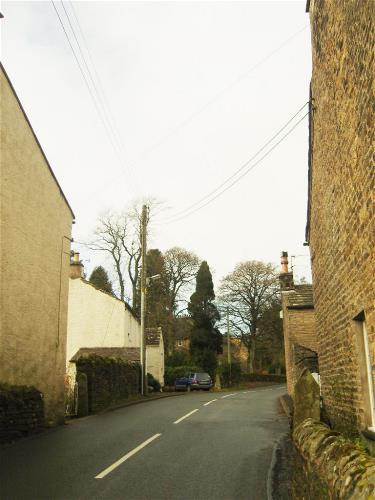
[248,337,256,373]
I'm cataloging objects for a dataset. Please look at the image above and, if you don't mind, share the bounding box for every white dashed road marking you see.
[204,399,218,406]
[221,393,236,399]
[95,433,161,479]
[173,409,199,424]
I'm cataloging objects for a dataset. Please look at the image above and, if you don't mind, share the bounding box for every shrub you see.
[219,361,242,387]
[147,373,161,392]
[165,351,191,367]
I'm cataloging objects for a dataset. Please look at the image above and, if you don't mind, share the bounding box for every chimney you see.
[70,251,84,279]
[279,251,294,291]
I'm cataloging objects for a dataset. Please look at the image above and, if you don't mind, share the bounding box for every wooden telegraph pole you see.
[227,307,232,386]
[140,204,148,396]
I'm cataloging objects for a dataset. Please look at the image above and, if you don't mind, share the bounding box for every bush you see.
[241,373,286,383]
[165,351,191,367]
[164,365,202,386]
[147,373,161,392]
[219,361,242,387]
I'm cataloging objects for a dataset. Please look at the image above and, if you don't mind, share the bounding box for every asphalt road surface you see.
[0,385,288,500]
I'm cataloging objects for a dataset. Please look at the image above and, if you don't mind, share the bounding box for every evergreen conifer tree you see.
[89,266,114,295]
[188,261,222,375]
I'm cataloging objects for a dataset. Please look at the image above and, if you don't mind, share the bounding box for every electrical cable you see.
[66,0,136,184]
[51,1,138,194]
[163,110,309,224]
[81,22,308,201]
[163,101,309,220]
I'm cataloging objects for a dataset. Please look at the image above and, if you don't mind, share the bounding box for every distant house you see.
[305,1,374,438]
[0,63,74,426]
[220,336,249,373]
[66,254,165,392]
[279,252,318,396]
[174,316,193,352]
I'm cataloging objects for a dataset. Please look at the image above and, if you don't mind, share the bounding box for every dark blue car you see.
[174,372,213,392]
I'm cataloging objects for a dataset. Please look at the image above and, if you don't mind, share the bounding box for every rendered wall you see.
[147,340,165,385]
[66,278,141,363]
[0,65,73,425]
[308,0,375,432]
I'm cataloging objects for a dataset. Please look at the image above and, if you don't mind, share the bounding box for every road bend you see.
[0,385,288,500]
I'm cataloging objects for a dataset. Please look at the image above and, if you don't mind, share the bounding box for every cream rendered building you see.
[0,63,74,425]
[66,255,164,389]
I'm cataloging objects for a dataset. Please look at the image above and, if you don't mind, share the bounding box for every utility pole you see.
[140,204,148,396]
[227,307,232,386]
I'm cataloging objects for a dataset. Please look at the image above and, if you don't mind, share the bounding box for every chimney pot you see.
[70,251,84,279]
[281,251,289,273]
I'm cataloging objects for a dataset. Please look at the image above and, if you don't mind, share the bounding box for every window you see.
[355,311,375,431]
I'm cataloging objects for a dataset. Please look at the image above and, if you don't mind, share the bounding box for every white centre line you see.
[95,433,161,479]
[203,399,218,406]
[221,393,236,399]
[173,409,199,424]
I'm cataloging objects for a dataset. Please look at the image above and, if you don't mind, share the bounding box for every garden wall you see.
[0,384,44,443]
[76,355,140,413]
[292,419,375,499]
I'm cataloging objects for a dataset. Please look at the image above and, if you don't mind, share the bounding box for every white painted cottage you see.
[66,253,165,397]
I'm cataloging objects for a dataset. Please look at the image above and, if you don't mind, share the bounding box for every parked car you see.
[174,372,213,392]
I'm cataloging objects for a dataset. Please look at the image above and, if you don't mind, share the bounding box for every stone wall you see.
[76,355,140,413]
[307,0,375,433]
[0,64,73,426]
[292,419,375,499]
[0,384,44,444]
[281,290,317,396]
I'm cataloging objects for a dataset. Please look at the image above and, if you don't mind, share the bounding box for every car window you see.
[196,373,210,380]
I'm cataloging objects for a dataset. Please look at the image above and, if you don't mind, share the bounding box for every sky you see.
[1,0,312,296]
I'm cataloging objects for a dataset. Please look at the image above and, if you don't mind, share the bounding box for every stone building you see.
[0,63,74,425]
[306,0,374,436]
[220,336,249,373]
[279,252,317,396]
[174,316,193,353]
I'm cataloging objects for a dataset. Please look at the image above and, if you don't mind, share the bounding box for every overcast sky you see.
[1,0,312,297]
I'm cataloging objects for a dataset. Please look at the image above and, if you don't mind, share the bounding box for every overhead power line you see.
[165,101,309,221]
[51,1,138,194]
[81,22,308,201]
[162,109,309,224]
[67,1,131,169]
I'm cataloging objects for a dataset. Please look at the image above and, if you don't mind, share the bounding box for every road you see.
[0,385,288,500]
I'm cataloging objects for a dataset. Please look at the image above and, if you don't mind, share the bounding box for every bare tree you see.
[88,212,128,301]
[218,261,279,373]
[88,200,157,307]
[163,247,200,314]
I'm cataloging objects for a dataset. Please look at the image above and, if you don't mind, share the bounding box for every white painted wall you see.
[66,278,141,364]
[147,332,165,386]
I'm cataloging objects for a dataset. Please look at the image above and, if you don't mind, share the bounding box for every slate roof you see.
[146,327,162,346]
[285,285,314,310]
[70,347,140,363]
